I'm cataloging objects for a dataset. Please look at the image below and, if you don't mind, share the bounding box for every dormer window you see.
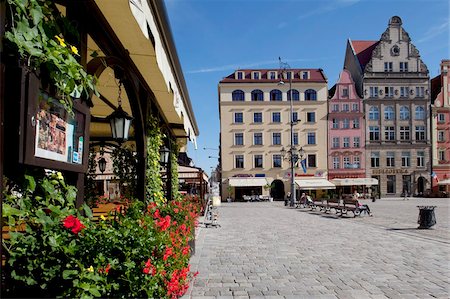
[301,71,309,79]
[342,88,349,97]
[269,71,277,80]
[236,71,244,80]
[252,72,260,80]
[283,71,293,80]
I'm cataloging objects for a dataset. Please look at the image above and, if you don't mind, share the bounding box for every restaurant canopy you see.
[331,178,379,186]
[295,178,336,190]
[438,179,450,185]
[228,177,273,187]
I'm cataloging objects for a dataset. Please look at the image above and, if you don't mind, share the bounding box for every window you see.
[371,152,380,168]
[235,155,244,168]
[353,137,360,148]
[254,133,263,145]
[332,137,340,148]
[307,112,315,123]
[416,87,425,97]
[287,89,300,101]
[272,132,281,145]
[369,106,379,120]
[399,62,408,72]
[352,103,359,112]
[234,133,243,145]
[369,126,380,141]
[417,151,425,167]
[253,112,263,123]
[342,88,349,97]
[273,155,282,168]
[353,118,360,128]
[342,104,349,112]
[438,113,445,123]
[400,87,409,98]
[305,89,317,101]
[302,71,309,79]
[369,87,379,97]
[384,62,393,72]
[400,106,410,120]
[307,132,316,145]
[342,119,350,129]
[332,104,339,112]
[401,152,410,167]
[439,149,446,161]
[237,72,244,80]
[234,112,243,123]
[415,106,425,120]
[252,72,260,80]
[386,152,395,167]
[332,118,339,129]
[293,133,298,145]
[415,126,425,141]
[438,131,445,142]
[254,155,263,168]
[251,89,264,101]
[232,90,245,101]
[387,175,396,194]
[292,112,298,122]
[400,126,410,140]
[384,106,395,120]
[307,154,317,167]
[343,156,351,168]
[384,126,395,141]
[343,137,350,148]
[333,157,340,169]
[353,156,360,168]
[270,89,282,101]
[269,71,277,80]
[286,71,293,80]
[384,87,394,97]
[272,112,281,123]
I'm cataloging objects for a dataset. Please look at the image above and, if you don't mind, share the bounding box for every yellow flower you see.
[55,35,66,47]
[100,215,106,221]
[70,45,79,56]
[56,172,64,181]
[87,266,94,272]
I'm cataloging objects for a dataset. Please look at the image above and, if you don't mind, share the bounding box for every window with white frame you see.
[333,156,340,169]
[415,106,425,120]
[400,126,410,140]
[292,112,298,122]
[254,154,263,168]
[353,156,360,168]
[400,106,410,120]
[438,131,445,142]
[400,87,409,97]
[342,104,349,112]
[270,89,282,101]
[438,149,445,161]
[235,155,244,168]
[401,151,410,167]
[307,132,316,145]
[343,156,351,168]
[253,112,263,123]
[417,151,425,167]
[307,154,317,167]
[353,118,360,128]
[252,72,260,80]
[305,89,317,101]
[415,126,425,141]
[307,112,315,123]
[384,126,395,141]
[342,88,349,97]
[384,86,394,97]
[273,154,282,168]
[251,89,264,101]
[370,87,379,97]
[269,71,277,80]
[232,90,245,101]
[384,106,395,120]
[302,71,309,79]
[287,89,300,101]
[234,112,243,123]
[236,71,244,80]
[272,112,281,123]
[384,62,393,72]
[272,132,281,145]
[332,137,340,148]
[386,152,395,167]
[371,152,380,168]
[416,86,425,97]
[332,104,339,112]
[369,126,380,141]
[343,137,350,148]
[353,137,360,148]
[399,62,408,72]
[438,113,445,123]
[332,118,339,129]
[234,133,244,145]
[369,106,379,120]
[254,132,263,145]
[352,103,359,112]
[342,118,350,129]
[293,133,298,145]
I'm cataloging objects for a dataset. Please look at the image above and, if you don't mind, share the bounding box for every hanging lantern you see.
[98,157,107,173]
[159,146,170,166]
[107,81,133,143]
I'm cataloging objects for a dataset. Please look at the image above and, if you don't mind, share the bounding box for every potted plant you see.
[226,185,233,202]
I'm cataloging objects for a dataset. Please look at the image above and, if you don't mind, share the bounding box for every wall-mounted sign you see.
[373,169,408,174]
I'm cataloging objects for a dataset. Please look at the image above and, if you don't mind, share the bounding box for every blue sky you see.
[165,0,449,175]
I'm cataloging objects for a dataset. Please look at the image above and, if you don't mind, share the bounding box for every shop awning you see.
[438,179,450,185]
[295,178,336,190]
[331,178,379,186]
[228,177,272,187]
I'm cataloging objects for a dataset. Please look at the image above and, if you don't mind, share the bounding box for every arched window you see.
[384,106,395,120]
[415,106,425,120]
[287,89,300,101]
[304,89,317,101]
[251,89,264,101]
[232,90,245,101]
[400,106,410,120]
[369,106,379,120]
[270,89,282,101]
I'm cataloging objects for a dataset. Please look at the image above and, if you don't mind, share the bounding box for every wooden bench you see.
[91,203,123,222]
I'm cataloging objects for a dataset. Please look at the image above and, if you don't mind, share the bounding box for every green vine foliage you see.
[112,146,137,200]
[170,141,180,200]
[4,0,98,114]
[145,116,165,204]
[84,149,99,207]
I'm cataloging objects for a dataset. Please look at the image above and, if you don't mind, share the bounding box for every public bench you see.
[309,198,372,217]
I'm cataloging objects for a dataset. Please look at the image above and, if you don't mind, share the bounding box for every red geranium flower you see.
[63,215,85,234]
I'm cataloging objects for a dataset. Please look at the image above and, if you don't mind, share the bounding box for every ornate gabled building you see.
[344,16,431,197]
[431,60,450,193]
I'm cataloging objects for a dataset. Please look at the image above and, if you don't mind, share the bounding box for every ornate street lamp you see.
[159,146,170,166]
[107,81,133,144]
[98,157,107,173]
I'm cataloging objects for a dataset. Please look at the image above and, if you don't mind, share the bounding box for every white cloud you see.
[416,19,450,44]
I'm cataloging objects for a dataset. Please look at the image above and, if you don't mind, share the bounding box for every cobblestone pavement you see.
[182,198,450,299]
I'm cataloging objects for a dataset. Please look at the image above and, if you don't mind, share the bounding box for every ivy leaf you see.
[24,175,36,192]
[62,269,78,279]
[30,6,44,26]
[89,287,101,297]
[82,203,93,218]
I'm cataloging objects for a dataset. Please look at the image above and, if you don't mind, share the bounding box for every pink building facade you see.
[328,70,366,181]
[431,60,450,193]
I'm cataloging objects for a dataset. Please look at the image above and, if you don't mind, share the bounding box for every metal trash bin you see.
[417,206,436,229]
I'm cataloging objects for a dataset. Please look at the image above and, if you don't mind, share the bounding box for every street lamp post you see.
[279,57,299,207]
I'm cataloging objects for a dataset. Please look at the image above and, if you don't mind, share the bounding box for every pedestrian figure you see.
[285,192,291,206]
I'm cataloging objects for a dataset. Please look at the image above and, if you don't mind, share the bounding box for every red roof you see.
[351,40,379,69]
[219,68,327,83]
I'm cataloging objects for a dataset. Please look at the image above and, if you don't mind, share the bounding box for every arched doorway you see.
[417,176,425,196]
[270,179,285,201]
